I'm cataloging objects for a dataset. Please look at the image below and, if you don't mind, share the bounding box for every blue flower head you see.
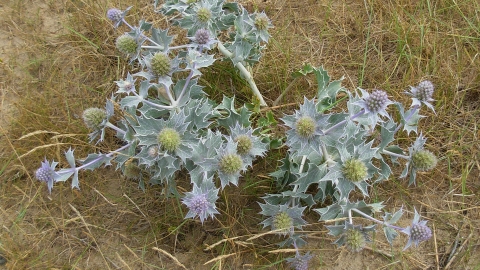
[182,178,219,224]
[401,209,432,250]
[35,159,59,194]
[406,80,435,112]
[354,89,393,127]
[286,252,313,270]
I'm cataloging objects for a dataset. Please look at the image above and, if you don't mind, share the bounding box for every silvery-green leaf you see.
[65,148,76,169]
[151,28,173,51]
[384,226,399,245]
[80,153,113,170]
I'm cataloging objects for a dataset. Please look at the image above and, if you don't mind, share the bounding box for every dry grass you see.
[0,0,479,269]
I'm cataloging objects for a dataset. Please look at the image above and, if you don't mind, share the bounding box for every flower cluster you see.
[32,1,439,268]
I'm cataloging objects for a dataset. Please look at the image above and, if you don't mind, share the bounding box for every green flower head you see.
[157,127,181,152]
[342,158,368,182]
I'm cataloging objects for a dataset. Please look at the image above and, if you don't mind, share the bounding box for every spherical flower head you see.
[150,53,171,77]
[365,90,390,113]
[183,181,219,224]
[410,223,432,243]
[286,253,313,270]
[116,34,137,55]
[416,80,434,101]
[197,7,211,23]
[188,193,209,216]
[219,153,243,175]
[295,116,317,139]
[36,162,55,183]
[107,8,122,22]
[194,29,210,45]
[234,135,253,156]
[412,150,437,171]
[82,108,107,130]
[342,158,368,182]
[345,229,366,252]
[157,128,181,152]
[273,212,293,234]
[254,13,269,31]
[402,209,432,250]
[35,159,58,194]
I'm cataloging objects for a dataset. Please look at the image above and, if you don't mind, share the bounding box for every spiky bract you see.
[401,209,432,250]
[259,203,307,236]
[182,179,219,224]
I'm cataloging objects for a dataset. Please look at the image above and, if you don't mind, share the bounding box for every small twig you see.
[433,223,440,270]
[203,253,236,265]
[152,247,187,269]
[69,203,111,270]
[273,77,301,106]
[444,231,473,269]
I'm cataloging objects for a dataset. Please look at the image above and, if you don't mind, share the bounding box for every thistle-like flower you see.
[182,179,219,224]
[35,159,59,194]
[342,158,368,183]
[150,53,171,77]
[344,228,367,252]
[406,80,435,112]
[228,123,267,165]
[115,34,138,55]
[82,108,107,131]
[401,209,432,250]
[354,89,393,127]
[106,7,131,28]
[320,140,378,199]
[259,203,307,236]
[196,7,211,23]
[282,98,331,154]
[194,28,210,45]
[106,8,122,22]
[254,13,270,31]
[286,252,313,270]
[411,149,437,171]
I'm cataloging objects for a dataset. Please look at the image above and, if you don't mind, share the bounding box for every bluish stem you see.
[394,104,420,133]
[105,122,126,134]
[381,149,410,160]
[350,208,407,234]
[122,19,163,49]
[323,109,365,135]
[131,90,174,110]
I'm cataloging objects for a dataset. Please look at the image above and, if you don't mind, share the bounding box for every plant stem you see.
[394,104,420,133]
[122,19,164,50]
[105,122,126,135]
[323,109,365,136]
[350,208,406,234]
[381,149,410,160]
[216,41,267,106]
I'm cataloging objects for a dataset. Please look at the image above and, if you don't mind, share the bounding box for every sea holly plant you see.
[32,1,439,268]
[262,64,437,264]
